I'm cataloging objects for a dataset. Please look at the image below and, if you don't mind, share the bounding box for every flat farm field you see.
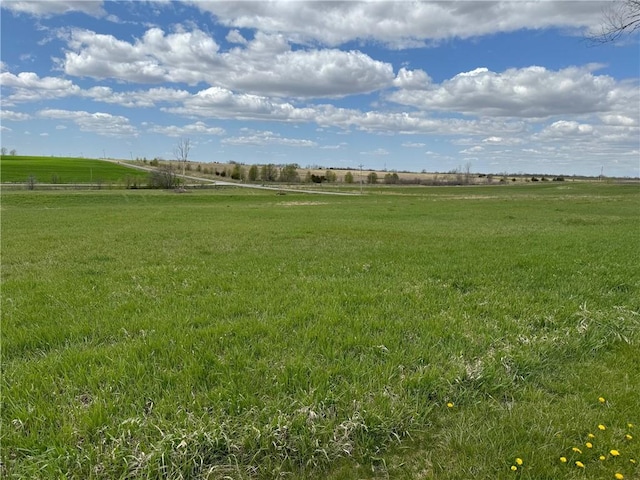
[2,184,639,479]
[0,155,149,185]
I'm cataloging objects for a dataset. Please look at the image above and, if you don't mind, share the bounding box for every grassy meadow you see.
[0,156,150,185]
[2,183,639,479]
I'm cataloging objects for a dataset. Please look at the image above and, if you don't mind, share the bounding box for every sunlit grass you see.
[0,155,149,184]
[2,183,638,478]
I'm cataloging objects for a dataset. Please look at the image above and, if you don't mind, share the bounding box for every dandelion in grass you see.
[560,456,567,463]
[614,474,624,480]
[573,447,583,454]
[588,433,596,439]
[576,461,585,468]
[446,402,454,408]
[511,465,517,472]
[628,423,634,429]
[630,458,636,464]
[599,397,606,403]
[586,442,593,448]
[611,449,621,457]
[600,455,607,461]
[515,458,523,466]
[599,424,607,431]
[625,434,632,440]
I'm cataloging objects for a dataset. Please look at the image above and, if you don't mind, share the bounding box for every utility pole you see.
[359,163,364,194]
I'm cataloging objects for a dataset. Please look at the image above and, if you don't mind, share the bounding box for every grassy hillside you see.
[0,155,149,184]
[2,184,638,479]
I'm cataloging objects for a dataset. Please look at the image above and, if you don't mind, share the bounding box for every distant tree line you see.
[1,147,17,156]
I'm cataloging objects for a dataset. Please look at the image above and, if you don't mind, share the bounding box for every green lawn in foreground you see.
[0,155,149,184]
[2,184,639,479]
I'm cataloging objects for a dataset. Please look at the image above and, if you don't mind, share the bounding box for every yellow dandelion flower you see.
[614,474,624,480]
[560,456,567,463]
[586,442,593,448]
[588,433,596,439]
[610,449,620,457]
[599,424,607,431]
[572,447,583,454]
[630,458,636,464]
[446,402,454,408]
[600,455,606,461]
[625,434,633,440]
[515,458,523,466]
[511,465,517,471]
[628,423,634,429]
[599,397,606,403]
[576,461,585,468]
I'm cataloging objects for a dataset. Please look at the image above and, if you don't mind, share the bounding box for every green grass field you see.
[0,155,149,185]
[2,184,639,479]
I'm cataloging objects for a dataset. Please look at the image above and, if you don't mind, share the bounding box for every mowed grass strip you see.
[0,155,149,184]
[1,184,639,479]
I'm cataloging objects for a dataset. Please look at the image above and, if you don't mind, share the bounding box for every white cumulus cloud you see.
[0,71,81,104]
[2,1,105,17]
[388,65,631,118]
[147,121,225,137]
[191,1,609,46]
[222,130,317,147]
[38,109,137,137]
[1,109,31,121]
[60,27,394,97]
[85,86,191,108]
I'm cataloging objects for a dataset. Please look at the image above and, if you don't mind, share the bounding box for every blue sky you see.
[1,1,638,177]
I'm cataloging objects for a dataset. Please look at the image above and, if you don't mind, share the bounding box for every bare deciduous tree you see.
[173,137,190,180]
[464,162,473,185]
[591,0,640,43]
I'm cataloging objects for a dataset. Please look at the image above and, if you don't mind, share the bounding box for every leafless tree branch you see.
[590,0,640,43]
